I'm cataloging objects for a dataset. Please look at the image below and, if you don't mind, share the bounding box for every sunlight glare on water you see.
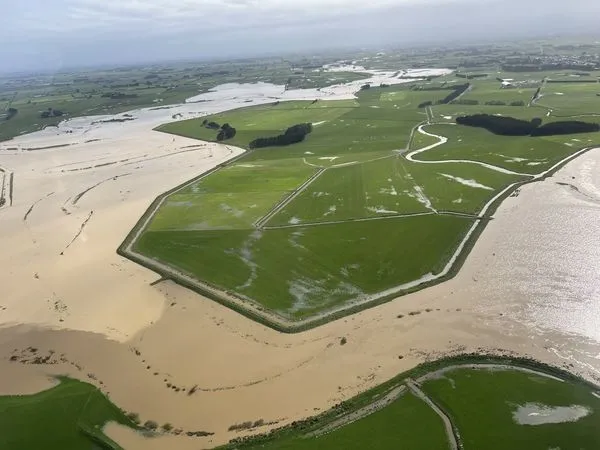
[473,150,600,343]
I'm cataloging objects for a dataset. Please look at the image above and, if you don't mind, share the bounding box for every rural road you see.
[406,379,460,450]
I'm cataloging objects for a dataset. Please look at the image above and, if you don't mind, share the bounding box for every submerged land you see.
[1,38,600,449]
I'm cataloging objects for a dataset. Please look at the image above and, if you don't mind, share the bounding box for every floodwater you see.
[513,403,591,425]
[467,149,600,370]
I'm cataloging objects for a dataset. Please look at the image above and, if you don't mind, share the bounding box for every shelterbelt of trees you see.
[249,123,313,149]
[456,114,600,136]
[418,83,470,108]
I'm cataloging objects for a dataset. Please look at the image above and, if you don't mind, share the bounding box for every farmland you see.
[0,62,368,142]
[422,366,600,450]
[219,357,600,450]
[124,72,600,330]
[0,377,138,450]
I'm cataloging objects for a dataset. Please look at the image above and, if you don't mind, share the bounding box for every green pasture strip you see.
[538,82,600,116]
[405,159,527,214]
[219,356,600,450]
[422,367,600,450]
[247,392,450,450]
[135,215,472,318]
[0,377,137,450]
[267,157,429,226]
[417,123,584,174]
[147,159,317,231]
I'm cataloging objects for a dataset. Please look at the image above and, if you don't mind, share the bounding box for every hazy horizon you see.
[2,0,600,73]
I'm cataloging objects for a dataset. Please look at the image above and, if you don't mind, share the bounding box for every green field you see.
[240,391,451,450]
[422,367,600,450]
[220,358,600,450]
[537,81,600,116]
[0,377,138,450]
[0,61,368,142]
[124,76,599,328]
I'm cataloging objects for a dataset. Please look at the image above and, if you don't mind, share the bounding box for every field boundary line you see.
[330,153,395,169]
[416,363,566,384]
[263,212,434,230]
[407,379,461,450]
[255,167,326,229]
[305,385,406,438]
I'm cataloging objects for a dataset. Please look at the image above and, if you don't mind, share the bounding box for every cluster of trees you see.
[40,108,64,119]
[417,83,470,108]
[412,81,470,92]
[484,100,525,107]
[108,82,140,88]
[456,114,540,135]
[501,63,596,72]
[531,121,600,136]
[456,113,599,137]
[456,73,488,79]
[5,108,17,120]
[201,119,237,141]
[101,92,139,99]
[451,99,479,105]
[249,123,313,149]
[439,83,470,104]
[546,79,599,84]
[217,123,236,141]
[202,119,221,130]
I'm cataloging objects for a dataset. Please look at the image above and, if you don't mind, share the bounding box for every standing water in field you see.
[513,403,591,425]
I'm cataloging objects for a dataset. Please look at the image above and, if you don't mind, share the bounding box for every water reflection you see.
[472,150,600,344]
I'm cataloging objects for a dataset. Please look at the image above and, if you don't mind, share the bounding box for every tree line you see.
[546,80,599,84]
[417,83,471,108]
[40,108,64,118]
[440,83,470,104]
[5,108,17,120]
[101,92,139,99]
[456,73,488,79]
[484,100,525,106]
[201,119,237,141]
[217,123,236,141]
[456,114,599,137]
[249,123,313,149]
[501,63,596,72]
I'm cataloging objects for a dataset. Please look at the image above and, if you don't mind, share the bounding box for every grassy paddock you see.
[0,377,138,450]
[423,367,600,450]
[117,78,598,331]
[219,355,600,449]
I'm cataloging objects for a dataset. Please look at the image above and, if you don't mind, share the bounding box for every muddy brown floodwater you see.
[467,149,600,376]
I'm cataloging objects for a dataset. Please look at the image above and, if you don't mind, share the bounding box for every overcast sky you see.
[1,0,599,73]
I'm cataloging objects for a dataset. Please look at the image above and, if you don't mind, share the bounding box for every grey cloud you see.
[1,0,599,73]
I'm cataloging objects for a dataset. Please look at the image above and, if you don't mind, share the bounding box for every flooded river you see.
[463,148,600,374]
